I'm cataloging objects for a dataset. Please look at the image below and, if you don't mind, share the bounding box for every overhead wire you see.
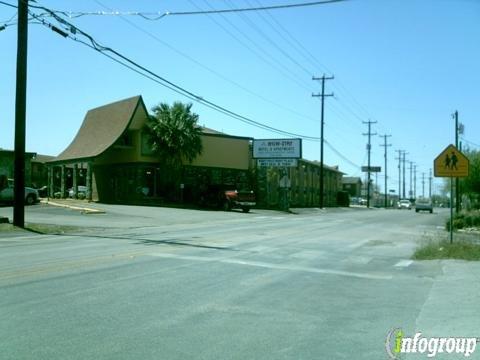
[30,0,351,20]
[461,137,480,149]
[92,0,319,125]
[3,0,364,169]
[195,0,315,93]
[22,0,374,129]
[20,3,322,141]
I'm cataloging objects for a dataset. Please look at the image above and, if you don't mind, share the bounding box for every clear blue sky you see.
[1,0,479,195]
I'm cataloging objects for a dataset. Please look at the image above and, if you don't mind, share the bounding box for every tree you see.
[460,148,480,208]
[144,102,203,186]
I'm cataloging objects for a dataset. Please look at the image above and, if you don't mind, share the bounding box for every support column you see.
[73,164,78,199]
[60,165,66,198]
[86,162,92,201]
[48,166,53,198]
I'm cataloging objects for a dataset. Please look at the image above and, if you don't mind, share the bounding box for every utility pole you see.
[395,150,402,199]
[413,165,417,198]
[454,110,459,213]
[422,172,425,197]
[379,134,392,208]
[363,120,377,208]
[429,168,432,198]
[402,151,408,199]
[453,111,464,213]
[409,161,414,199]
[13,0,29,228]
[312,74,334,208]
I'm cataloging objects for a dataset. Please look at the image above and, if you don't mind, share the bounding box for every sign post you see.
[434,144,470,243]
[253,139,301,212]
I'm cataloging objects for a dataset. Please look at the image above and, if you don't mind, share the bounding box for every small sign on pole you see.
[361,166,381,173]
[434,144,470,244]
[253,138,302,159]
[257,158,298,168]
[434,144,469,178]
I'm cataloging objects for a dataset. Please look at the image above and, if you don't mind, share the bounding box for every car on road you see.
[0,178,39,205]
[415,197,433,213]
[397,199,412,210]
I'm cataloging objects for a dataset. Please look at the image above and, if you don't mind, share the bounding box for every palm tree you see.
[143,102,203,191]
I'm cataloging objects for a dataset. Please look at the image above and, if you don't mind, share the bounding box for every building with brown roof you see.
[47,96,253,203]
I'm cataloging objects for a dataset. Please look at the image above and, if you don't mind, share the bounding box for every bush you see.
[453,218,466,230]
[446,210,480,230]
[77,193,86,200]
[465,210,480,227]
[54,192,62,199]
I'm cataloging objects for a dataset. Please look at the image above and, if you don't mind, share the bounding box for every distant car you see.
[68,185,88,198]
[415,198,433,213]
[0,178,39,205]
[397,199,412,210]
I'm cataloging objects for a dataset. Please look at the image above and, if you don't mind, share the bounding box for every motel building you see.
[47,95,344,208]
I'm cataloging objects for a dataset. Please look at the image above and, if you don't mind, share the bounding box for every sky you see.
[1,0,479,196]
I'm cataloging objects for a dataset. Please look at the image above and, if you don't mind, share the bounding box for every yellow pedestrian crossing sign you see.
[434,144,469,178]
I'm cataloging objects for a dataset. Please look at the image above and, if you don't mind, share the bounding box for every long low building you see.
[256,159,344,208]
[47,95,344,207]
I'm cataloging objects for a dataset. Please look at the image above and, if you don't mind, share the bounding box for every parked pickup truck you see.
[0,177,39,205]
[199,185,256,213]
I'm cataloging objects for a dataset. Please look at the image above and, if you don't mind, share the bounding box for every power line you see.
[0,0,16,9]
[4,0,364,168]
[461,137,480,149]
[224,0,314,78]
[193,0,316,93]
[31,0,351,20]
[92,0,319,125]
[24,6,322,142]
[3,0,376,133]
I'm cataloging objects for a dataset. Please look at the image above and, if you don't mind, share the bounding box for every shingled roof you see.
[49,95,146,163]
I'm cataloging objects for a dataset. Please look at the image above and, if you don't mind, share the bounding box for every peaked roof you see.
[342,177,362,184]
[49,95,146,163]
[32,154,55,163]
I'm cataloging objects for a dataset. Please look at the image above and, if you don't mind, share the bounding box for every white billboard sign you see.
[257,159,298,167]
[253,138,302,159]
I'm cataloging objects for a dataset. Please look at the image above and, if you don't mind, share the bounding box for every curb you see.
[41,200,105,214]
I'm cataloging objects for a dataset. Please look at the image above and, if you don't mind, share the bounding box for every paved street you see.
[1,205,479,359]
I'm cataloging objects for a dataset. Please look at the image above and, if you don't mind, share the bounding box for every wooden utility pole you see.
[395,150,402,198]
[13,0,28,228]
[312,74,334,208]
[363,120,377,208]
[379,134,392,208]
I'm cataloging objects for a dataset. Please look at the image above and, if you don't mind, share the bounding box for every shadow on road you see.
[57,233,237,252]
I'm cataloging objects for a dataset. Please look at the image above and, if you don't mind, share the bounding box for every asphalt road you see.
[1,205,479,359]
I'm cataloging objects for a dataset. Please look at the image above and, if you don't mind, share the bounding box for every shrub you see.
[446,210,480,230]
[54,192,62,199]
[77,193,86,200]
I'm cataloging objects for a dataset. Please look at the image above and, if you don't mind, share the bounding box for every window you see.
[115,131,133,147]
[141,132,155,156]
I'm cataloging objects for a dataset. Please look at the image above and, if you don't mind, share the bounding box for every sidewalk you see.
[412,261,480,349]
[40,198,105,214]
